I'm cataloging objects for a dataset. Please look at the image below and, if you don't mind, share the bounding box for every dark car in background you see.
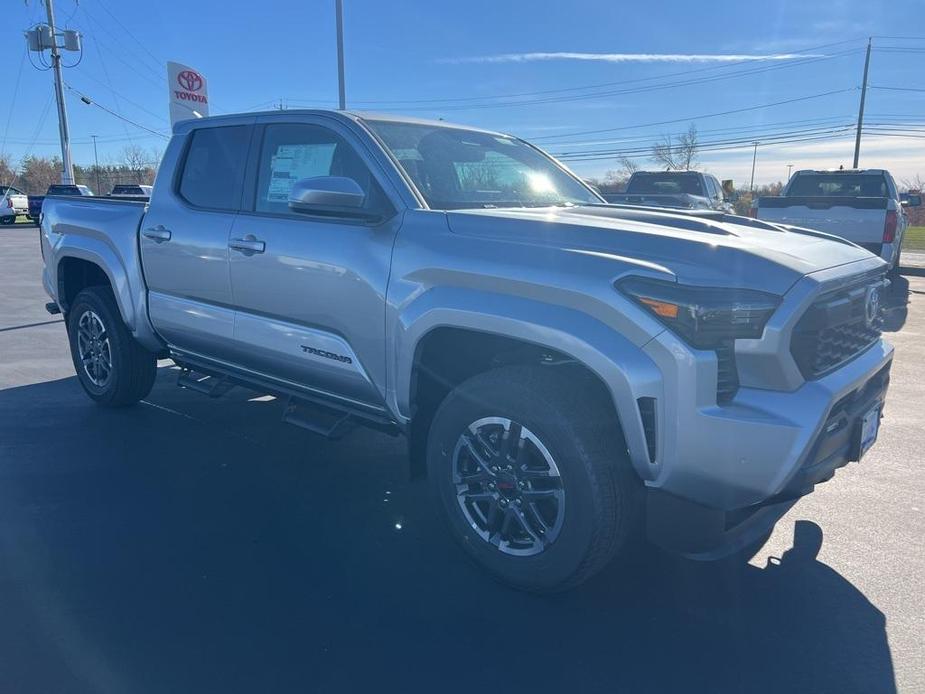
[604,171,733,211]
[27,183,94,223]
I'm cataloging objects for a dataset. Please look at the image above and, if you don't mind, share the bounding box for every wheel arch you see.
[57,247,134,327]
[394,288,663,481]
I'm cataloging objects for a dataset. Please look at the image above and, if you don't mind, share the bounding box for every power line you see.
[870,85,925,93]
[532,88,857,142]
[64,83,169,139]
[1,47,29,160]
[554,126,859,161]
[91,0,165,71]
[543,115,857,150]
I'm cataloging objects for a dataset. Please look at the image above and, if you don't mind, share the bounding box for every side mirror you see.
[288,176,366,214]
[900,193,922,208]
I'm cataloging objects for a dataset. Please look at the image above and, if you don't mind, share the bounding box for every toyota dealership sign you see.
[167,61,209,125]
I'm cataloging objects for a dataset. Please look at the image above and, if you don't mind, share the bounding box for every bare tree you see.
[20,156,63,194]
[0,153,15,186]
[651,124,699,171]
[120,145,150,183]
[900,174,924,192]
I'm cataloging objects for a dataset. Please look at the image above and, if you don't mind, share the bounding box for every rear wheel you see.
[426,365,642,592]
[67,286,157,407]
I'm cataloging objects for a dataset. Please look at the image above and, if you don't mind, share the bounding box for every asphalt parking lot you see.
[1,222,923,694]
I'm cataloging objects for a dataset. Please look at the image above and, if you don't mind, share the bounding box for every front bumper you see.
[645,344,892,558]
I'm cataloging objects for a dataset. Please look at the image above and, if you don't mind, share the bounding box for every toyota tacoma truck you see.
[603,170,733,211]
[39,111,893,592]
[751,168,918,269]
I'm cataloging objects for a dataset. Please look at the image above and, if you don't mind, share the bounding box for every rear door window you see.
[178,125,251,211]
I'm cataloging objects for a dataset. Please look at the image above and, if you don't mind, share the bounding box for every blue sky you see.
[3,0,924,187]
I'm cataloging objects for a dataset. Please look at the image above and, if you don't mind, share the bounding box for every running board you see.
[282,397,356,439]
[177,368,234,398]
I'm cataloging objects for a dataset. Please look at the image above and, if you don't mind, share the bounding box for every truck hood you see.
[445,205,882,295]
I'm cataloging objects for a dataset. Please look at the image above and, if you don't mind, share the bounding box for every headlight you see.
[618,277,780,348]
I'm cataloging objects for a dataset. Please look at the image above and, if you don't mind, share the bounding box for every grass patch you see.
[904,227,925,252]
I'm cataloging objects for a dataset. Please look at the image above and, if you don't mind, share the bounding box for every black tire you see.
[426,365,642,592]
[67,286,157,407]
[889,247,902,276]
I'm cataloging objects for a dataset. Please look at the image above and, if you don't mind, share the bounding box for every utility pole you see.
[749,141,759,191]
[91,135,101,195]
[853,37,872,169]
[787,163,793,180]
[335,0,346,109]
[25,0,81,185]
[44,0,74,184]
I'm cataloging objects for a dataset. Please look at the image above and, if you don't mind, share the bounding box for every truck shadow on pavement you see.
[0,370,896,694]
[882,273,909,332]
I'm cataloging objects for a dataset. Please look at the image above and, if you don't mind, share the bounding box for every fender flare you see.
[53,237,163,352]
[389,286,664,479]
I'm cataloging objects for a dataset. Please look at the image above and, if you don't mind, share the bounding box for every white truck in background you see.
[752,169,918,270]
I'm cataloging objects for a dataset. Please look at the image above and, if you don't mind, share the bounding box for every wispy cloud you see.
[442,52,824,65]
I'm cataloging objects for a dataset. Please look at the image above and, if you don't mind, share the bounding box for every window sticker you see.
[266,143,336,202]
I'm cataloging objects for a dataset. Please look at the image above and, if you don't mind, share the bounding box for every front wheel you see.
[67,286,157,407]
[426,365,642,592]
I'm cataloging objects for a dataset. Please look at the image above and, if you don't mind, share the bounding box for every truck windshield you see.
[787,174,888,197]
[625,173,704,196]
[364,120,602,210]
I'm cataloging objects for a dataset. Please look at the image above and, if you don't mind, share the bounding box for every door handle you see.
[229,237,266,254]
[142,226,172,242]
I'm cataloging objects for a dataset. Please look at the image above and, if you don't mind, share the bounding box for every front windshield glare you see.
[365,120,601,210]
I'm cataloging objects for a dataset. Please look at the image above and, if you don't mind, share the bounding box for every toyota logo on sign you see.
[177,70,203,92]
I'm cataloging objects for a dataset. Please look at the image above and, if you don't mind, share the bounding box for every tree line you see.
[0,145,160,196]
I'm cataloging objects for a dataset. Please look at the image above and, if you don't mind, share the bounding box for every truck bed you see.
[755,196,889,244]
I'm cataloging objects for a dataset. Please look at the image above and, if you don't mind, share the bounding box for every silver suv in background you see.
[39,111,893,591]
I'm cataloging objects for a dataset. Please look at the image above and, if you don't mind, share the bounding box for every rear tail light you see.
[883,210,898,243]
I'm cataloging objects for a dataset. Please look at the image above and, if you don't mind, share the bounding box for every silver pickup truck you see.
[40,110,893,592]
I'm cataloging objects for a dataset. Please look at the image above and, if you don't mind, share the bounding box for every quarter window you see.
[178,125,251,211]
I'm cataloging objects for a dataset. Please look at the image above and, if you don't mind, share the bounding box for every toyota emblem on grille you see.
[865,285,881,326]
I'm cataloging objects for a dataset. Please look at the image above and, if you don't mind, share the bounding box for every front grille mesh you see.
[715,341,739,402]
[791,276,885,380]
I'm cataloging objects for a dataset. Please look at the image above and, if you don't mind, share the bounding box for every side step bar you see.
[282,397,355,439]
[171,354,401,440]
[177,368,235,398]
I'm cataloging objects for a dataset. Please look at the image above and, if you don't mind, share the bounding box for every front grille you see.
[791,275,885,379]
[715,341,739,402]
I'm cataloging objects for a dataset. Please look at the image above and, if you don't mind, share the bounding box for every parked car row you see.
[598,167,920,271]
[0,183,153,226]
